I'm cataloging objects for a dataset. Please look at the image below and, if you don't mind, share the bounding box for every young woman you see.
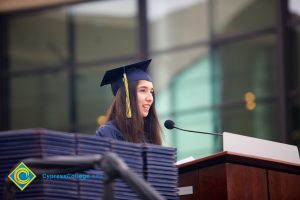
[96,59,162,145]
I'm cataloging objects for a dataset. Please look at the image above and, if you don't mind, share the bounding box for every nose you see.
[146,92,153,103]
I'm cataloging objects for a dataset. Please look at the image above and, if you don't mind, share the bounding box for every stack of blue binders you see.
[110,140,144,200]
[75,134,110,200]
[0,129,77,200]
[0,129,179,200]
[143,144,179,200]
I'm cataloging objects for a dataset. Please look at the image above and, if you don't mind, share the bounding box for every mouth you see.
[142,105,151,111]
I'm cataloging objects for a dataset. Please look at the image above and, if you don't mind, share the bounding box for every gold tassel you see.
[123,73,132,118]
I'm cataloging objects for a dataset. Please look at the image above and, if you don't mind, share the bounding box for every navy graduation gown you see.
[96,120,124,141]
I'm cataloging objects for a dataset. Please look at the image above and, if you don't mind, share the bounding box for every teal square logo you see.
[8,162,36,191]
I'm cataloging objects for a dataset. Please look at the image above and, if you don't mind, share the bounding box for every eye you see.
[139,88,147,93]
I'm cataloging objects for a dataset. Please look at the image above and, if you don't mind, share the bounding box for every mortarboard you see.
[101,59,152,95]
[100,59,153,118]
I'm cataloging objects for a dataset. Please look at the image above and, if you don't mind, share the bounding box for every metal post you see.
[276,0,291,143]
[137,0,149,60]
[67,11,77,132]
[0,15,10,130]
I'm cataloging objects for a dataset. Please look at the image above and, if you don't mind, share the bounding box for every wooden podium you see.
[178,151,300,200]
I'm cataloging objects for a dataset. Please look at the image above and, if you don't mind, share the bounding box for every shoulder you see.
[96,120,124,141]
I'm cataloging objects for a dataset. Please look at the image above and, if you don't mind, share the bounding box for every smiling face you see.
[136,80,154,117]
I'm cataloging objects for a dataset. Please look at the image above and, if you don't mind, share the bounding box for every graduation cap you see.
[100,59,153,118]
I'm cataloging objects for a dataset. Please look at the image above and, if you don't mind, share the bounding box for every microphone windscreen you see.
[164,120,175,130]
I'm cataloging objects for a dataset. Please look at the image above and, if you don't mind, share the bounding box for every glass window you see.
[10,70,69,131]
[171,111,221,160]
[172,56,213,112]
[155,88,172,117]
[148,0,209,51]
[151,46,210,116]
[221,101,280,142]
[159,115,175,147]
[212,0,275,37]
[9,9,68,71]
[71,0,137,63]
[216,34,277,104]
[152,47,219,156]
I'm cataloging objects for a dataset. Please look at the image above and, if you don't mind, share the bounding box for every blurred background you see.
[0,0,299,160]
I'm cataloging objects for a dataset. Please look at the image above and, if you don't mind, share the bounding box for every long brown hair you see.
[104,81,162,145]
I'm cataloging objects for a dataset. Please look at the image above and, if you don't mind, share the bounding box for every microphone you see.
[164,120,175,130]
[164,120,222,136]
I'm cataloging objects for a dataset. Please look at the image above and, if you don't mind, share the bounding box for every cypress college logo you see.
[8,162,36,191]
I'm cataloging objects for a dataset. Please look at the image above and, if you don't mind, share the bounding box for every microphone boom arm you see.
[164,119,222,136]
[174,127,222,136]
